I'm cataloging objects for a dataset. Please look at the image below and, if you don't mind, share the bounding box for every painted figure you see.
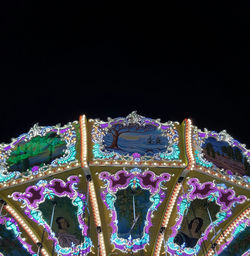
[56,217,80,248]
[174,217,203,248]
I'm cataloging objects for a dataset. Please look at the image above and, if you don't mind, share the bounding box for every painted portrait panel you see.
[10,175,92,255]
[174,199,220,248]
[38,196,82,248]
[219,226,250,256]
[167,178,247,256]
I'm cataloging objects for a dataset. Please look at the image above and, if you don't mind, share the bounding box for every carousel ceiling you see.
[0,112,249,256]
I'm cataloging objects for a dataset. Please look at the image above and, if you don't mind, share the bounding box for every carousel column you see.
[80,115,106,255]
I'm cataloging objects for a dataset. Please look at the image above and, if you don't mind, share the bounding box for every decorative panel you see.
[98,168,171,253]
[89,111,186,167]
[9,175,92,255]
[192,127,250,185]
[0,122,80,188]
[165,178,247,256]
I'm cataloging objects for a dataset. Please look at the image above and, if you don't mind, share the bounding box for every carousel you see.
[0,111,249,256]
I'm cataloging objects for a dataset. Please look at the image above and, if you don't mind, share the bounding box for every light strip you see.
[88,181,101,227]
[185,118,195,170]
[80,114,106,255]
[5,205,50,256]
[80,114,88,168]
[88,181,106,256]
[154,183,182,256]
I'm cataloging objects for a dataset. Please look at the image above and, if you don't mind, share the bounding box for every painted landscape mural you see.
[219,226,250,256]
[103,123,169,156]
[202,137,250,176]
[7,132,67,173]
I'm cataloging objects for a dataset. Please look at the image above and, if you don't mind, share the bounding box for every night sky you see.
[0,2,249,147]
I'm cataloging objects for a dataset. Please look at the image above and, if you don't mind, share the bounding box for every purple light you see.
[161,125,170,130]
[100,123,109,128]
[4,145,11,151]
[198,132,206,137]
[31,165,39,173]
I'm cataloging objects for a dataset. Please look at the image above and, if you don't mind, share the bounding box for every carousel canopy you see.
[0,112,249,256]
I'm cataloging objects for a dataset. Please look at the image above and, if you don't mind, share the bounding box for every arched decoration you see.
[90,111,181,165]
[9,175,93,255]
[99,168,171,253]
[192,127,250,186]
[166,178,247,256]
[0,215,36,256]
[0,123,79,186]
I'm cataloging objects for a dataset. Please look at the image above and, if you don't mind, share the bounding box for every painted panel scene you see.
[202,137,250,176]
[114,186,152,239]
[7,132,67,173]
[174,199,220,248]
[0,223,30,256]
[220,226,250,256]
[103,124,169,156]
[38,196,82,248]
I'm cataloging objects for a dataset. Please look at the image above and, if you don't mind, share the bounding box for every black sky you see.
[0,1,249,147]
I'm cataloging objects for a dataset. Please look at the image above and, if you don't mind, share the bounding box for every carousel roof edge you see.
[0,112,249,190]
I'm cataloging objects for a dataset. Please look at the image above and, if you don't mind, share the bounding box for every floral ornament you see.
[99,168,171,253]
[132,153,141,162]
[9,176,92,255]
